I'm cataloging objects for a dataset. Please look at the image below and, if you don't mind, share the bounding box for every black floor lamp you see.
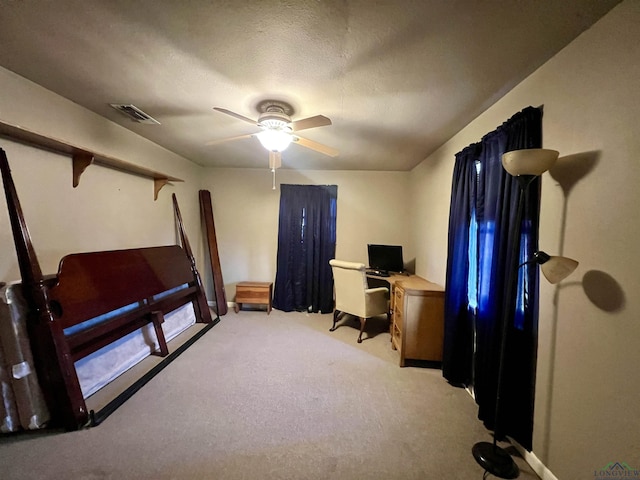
[472,149,579,479]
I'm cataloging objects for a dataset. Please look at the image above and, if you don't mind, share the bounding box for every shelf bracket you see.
[154,178,169,201]
[72,152,94,188]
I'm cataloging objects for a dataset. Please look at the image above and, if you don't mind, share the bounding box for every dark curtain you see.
[272,184,337,314]
[442,144,478,386]
[443,106,542,450]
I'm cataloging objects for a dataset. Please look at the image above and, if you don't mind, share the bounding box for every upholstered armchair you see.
[329,259,390,343]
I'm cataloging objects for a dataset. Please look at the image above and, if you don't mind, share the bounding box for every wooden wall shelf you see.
[0,120,183,200]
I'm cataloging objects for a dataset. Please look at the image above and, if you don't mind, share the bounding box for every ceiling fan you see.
[208,100,338,169]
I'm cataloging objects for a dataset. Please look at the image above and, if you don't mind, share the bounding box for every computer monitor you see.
[367,244,404,273]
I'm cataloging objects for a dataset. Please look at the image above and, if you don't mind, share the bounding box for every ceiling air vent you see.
[109,104,160,125]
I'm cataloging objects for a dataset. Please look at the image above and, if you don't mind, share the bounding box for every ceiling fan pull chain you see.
[272,168,276,190]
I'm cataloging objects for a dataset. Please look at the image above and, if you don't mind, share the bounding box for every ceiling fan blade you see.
[292,136,339,157]
[213,107,258,126]
[205,133,255,146]
[289,115,332,132]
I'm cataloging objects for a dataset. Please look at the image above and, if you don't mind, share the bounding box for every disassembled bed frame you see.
[1,148,218,430]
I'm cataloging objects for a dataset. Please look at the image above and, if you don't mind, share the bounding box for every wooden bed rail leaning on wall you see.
[0,148,217,431]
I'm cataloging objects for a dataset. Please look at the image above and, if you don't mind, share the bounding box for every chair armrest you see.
[364,287,390,317]
[365,287,389,295]
[330,259,366,270]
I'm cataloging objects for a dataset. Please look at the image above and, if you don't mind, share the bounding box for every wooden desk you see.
[368,273,445,366]
[367,272,440,287]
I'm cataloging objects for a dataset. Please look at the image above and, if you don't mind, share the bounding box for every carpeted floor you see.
[0,309,539,479]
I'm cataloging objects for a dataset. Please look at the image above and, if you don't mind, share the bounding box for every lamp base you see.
[472,441,519,479]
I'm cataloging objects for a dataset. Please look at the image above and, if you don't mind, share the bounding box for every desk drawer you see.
[394,307,403,329]
[236,283,271,303]
[391,323,402,350]
[394,288,404,315]
[236,290,269,303]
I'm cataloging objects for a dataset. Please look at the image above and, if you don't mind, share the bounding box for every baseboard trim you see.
[208,301,235,309]
[509,437,558,480]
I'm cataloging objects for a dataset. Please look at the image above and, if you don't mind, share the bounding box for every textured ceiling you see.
[0,0,621,171]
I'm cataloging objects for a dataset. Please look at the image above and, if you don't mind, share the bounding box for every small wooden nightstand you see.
[234,281,273,314]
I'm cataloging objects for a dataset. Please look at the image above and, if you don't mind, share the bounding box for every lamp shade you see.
[502,149,559,176]
[528,251,579,284]
[540,256,579,284]
[257,129,293,152]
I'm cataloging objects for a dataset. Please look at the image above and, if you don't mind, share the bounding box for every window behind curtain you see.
[272,184,337,313]
[443,106,542,450]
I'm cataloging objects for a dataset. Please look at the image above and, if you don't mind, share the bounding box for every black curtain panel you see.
[272,184,337,314]
[443,106,542,450]
[442,143,479,386]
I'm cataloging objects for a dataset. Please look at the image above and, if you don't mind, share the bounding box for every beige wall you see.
[0,67,205,281]
[200,167,411,300]
[0,66,413,307]
[410,1,640,478]
[3,3,638,477]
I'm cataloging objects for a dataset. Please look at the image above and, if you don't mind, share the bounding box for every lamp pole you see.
[472,148,563,478]
[472,174,536,479]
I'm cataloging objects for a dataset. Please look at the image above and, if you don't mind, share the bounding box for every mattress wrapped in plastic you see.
[75,301,195,398]
[0,281,196,432]
[0,282,50,432]
[0,335,20,433]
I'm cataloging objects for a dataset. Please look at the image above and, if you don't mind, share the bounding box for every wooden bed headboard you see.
[51,245,211,362]
[1,148,216,430]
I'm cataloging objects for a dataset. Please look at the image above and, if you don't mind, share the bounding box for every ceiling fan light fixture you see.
[260,118,288,129]
[259,116,290,130]
[257,129,293,152]
[212,102,338,159]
